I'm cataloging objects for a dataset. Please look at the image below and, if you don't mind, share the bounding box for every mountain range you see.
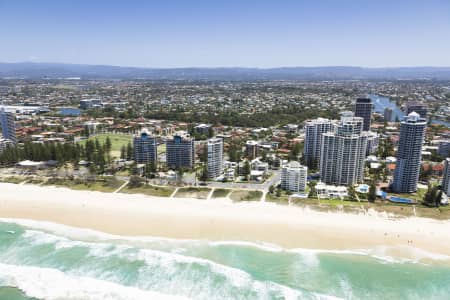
[1,62,450,80]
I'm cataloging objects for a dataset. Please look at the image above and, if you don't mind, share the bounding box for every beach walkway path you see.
[114,181,129,193]
[206,188,215,200]
[261,190,267,202]
[170,187,179,199]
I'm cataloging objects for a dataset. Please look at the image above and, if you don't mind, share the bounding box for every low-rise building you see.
[194,124,212,136]
[315,182,348,199]
[438,140,450,157]
[0,138,14,153]
[79,99,103,110]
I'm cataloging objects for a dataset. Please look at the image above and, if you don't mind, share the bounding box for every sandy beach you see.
[1,182,450,259]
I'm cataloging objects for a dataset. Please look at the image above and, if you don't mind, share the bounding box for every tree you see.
[269,185,275,194]
[347,185,357,201]
[200,164,208,181]
[85,140,95,162]
[368,181,377,203]
[94,139,101,153]
[129,175,143,188]
[120,145,126,160]
[276,187,282,197]
[126,142,133,160]
[261,150,267,162]
[308,181,317,198]
[423,184,442,207]
[289,142,302,161]
[83,125,90,138]
[228,143,241,163]
[208,126,214,138]
[105,136,112,153]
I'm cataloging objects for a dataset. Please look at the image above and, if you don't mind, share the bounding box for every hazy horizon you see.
[1,0,450,68]
[3,61,450,69]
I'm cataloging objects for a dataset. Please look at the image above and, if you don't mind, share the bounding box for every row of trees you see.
[120,142,134,160]
[0,137,113,174]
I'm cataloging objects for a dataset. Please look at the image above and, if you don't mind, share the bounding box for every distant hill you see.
[1,62,450,80]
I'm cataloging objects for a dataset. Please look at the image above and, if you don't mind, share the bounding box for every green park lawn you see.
[79,134,132,158]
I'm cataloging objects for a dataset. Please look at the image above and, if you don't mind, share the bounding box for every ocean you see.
[0,219,449,300]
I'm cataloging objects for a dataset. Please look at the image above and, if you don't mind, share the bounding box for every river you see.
[369,94,450,128]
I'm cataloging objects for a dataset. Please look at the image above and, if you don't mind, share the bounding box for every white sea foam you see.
[7,218,448,299]
[4,222,319,300]
[3,217,450,266]
[0,263,189,300]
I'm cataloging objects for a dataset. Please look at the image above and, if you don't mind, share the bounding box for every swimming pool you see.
[389,196,414,204]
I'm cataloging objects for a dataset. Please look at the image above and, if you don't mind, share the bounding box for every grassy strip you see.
[44,177,124,193]
[174,187,211,199]
[265,193,289,205]
[229,190,263,202]
[0,176,25,184]
[211,188,231,198]
[121,184,175,197]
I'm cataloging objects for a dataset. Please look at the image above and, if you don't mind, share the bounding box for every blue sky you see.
[1,0,450,67]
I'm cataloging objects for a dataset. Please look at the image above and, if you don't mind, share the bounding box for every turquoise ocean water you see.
[0,219,449,300]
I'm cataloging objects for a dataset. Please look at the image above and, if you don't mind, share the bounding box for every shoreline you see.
[1,183,450,260]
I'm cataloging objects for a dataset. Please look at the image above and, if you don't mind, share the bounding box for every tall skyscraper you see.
[320,113,368,186]
[303,118,334,168]
[354,97,373,131]
[443,158,450,197]
[0,107,17,144]
[133,129,157,164]
[166,135,195,170]
[392,112,427,193]
[384,107,393,122]
[281,161,308,192]
[406,102,427,120]
[207,138,223,179]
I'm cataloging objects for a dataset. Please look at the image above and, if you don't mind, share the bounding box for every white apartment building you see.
[207,138,223,179]
[281,161,308,193]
